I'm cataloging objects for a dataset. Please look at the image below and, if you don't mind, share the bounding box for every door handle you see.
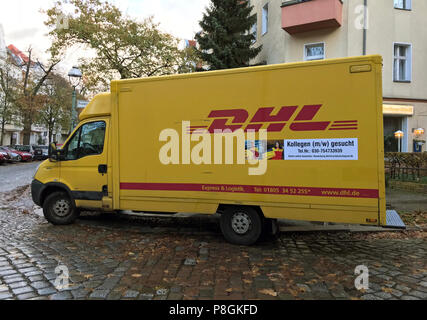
[98,165,107,175]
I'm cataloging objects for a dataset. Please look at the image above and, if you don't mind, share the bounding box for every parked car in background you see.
[0,149,11,163]
[14,145,35,154]
[0,147,20,162]
[32,148,44,161]
[1,146,32,162]
[0,151,6,164]
[34,145,49,160]
[13,145,47,161]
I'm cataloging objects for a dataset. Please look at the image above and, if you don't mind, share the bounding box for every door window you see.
[64,121,106,160]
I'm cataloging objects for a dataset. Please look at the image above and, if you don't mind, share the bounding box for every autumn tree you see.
[45,0,185,91]
[177,43,202,74]
[195,0,261,70]
[37,74,72,144]
[13,48,59,145]
[0,55,18,145]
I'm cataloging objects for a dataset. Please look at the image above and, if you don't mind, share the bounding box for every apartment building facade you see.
[249,0,427,152]
[0,26,69,146]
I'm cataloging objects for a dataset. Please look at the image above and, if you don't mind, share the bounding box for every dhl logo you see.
[188,105,358,134]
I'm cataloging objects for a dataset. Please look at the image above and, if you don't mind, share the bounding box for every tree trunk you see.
[0,118,5,146]
[48,124,53,145]
[22,121,32,145]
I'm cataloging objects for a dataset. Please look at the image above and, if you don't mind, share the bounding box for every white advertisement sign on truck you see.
[284,138,359,161]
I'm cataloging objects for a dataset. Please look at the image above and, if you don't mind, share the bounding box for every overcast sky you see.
[0,0,210,74]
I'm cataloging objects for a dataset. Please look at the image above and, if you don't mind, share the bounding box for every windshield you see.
[65,121,106,160]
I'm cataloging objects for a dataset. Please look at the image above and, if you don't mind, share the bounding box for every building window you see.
[251,22,257,43]
[393,43,412,82]
[262,3,268,35]
[394,0,411,10]
[304,43,325,61]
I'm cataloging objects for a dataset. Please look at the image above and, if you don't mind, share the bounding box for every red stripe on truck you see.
[120,183,379,199]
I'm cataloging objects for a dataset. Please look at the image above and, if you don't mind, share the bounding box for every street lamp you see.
[394,130,404,153]
[68,66,82,132]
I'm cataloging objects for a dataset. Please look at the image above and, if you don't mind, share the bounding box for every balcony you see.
[281,0,343,35]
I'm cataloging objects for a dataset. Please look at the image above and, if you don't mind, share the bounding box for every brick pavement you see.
[0,204,426,301]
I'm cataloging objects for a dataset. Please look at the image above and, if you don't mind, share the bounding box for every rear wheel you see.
[43,192,80,225]
[220,206,263,246]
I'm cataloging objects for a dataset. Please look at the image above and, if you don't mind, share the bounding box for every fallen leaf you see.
[131,274,142,278]
[288,288,299,297]
[259,289,278,297]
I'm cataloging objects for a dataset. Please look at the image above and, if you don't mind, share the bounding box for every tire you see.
[43,192,80,225]
[220,206,263,246]
[17,155,22,162]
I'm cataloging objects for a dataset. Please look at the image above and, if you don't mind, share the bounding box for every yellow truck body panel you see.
[34,55,386,228]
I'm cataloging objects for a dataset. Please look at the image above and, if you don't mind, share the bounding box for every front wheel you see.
[43,192,80,225]
[220,206,263,246]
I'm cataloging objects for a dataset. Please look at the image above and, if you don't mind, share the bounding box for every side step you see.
[384,210,406,229]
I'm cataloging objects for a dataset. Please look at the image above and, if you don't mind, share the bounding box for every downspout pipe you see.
[363,0,367,55]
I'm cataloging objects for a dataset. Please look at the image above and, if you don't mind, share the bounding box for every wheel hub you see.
[231,212,252,235]
[53,199,70,217]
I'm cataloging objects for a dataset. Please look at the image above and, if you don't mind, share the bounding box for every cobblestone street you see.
[0,185,426,301]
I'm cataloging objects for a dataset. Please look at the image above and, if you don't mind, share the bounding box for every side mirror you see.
[49,142,62,162]
[48,142,57,161]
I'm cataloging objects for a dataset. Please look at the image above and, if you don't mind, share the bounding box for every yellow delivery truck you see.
[31,55,404,245]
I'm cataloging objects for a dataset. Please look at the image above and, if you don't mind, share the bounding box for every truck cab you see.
[31,93,112,225]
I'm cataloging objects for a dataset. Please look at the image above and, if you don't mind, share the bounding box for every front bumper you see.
[31,180,44,207]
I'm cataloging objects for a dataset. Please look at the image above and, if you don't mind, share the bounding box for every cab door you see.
[60,119,109,209]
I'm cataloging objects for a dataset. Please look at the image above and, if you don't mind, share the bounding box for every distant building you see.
[0,24,6,59]
[249,0,427,152]
[0,39,68,146]
[185,40,197,48]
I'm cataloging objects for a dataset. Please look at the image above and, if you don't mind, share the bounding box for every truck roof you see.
[79,92,111,122]
[79,55,382,121]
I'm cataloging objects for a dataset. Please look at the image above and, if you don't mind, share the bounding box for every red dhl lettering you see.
[187,105,359,134]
